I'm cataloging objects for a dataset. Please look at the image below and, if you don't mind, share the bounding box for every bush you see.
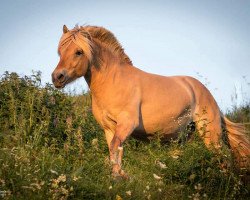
[0,72,249,199]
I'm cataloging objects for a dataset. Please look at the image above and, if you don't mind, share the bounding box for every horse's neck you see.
[85,59,122,97]
[85,45,112,85]
[85,43,133,99]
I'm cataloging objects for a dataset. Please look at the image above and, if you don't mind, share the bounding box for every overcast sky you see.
[0,0,250,112]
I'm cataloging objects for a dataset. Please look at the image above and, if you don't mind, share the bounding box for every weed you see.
[0,72,249,199]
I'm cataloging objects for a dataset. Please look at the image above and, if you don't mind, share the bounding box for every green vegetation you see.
[0,72,249,199]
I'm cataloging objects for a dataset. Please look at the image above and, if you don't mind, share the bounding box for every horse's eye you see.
[75,50,83,56]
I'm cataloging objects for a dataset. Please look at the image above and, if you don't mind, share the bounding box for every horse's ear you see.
[63,25,69,33]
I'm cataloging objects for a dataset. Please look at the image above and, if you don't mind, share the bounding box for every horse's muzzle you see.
[52,70,68,88]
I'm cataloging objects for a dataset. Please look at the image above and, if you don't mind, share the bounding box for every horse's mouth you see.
[53,78,67,89]
[54,77,74,89]
[54,83,65,89]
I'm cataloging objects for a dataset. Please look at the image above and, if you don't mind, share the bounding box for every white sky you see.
[0,0,250,112]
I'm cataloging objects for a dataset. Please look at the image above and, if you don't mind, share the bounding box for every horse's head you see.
[52,25,93,88]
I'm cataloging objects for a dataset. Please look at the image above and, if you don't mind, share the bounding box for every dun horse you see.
[52,25,250,178]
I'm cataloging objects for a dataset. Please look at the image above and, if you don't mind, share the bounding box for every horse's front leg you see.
[110,112,139,178]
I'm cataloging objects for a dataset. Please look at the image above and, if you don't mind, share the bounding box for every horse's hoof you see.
[119,169,129,180]
[112,170,129,181]
[112,172,123,181]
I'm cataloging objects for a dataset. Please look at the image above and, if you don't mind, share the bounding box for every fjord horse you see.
[52,25,250,178]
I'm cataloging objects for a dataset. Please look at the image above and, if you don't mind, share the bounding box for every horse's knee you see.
[115,117,139,142]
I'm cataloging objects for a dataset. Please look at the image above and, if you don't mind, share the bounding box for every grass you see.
[0,72,249,199]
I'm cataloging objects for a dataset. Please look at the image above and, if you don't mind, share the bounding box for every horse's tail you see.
[222,116,250,170]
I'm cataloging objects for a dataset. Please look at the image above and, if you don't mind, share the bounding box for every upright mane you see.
[58,25,132,65]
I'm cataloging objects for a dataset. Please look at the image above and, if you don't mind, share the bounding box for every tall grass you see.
[0,72,249,199]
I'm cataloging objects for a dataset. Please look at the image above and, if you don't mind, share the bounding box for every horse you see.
[52,25,250,178]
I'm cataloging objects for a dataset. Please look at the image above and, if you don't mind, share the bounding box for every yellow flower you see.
[116,195,123,200]
[91,138,98,146]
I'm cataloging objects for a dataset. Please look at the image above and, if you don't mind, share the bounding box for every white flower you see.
[126,190,132,196]
[156,161,167,169]
[50,169,58,175]
[194,183,202,190]
[171,155,179,159]
[57,174,66,182]
[109,185,112,190]
[153,173,162,180]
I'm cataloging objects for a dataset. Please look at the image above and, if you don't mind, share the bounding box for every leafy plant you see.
[0,72,249,199]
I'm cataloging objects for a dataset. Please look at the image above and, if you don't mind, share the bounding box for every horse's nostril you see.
[57,72,65,82]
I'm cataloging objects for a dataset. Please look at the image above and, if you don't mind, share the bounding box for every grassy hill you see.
[0,72,249,199]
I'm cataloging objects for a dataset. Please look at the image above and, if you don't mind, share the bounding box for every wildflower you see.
[66,116,72,127]
[189,174,196,181]
[73,176,81,181]
[156,161,167,169]
[49,96,56,105]
[146,185,150,190]
[61,187,69,195]
[51,180,59,189]
[64,143,69,152]
[153,173,162,180]
[0,190,11,198]
[91,138,98,146]
[126,191,132,196]
[116,195,123,200]
[158,188,162,192]
[30,182,42,190]
[157,180,164,186]
[194,183,202,190]
[109,185,112,190]
[0,179,5,187]
[169,149,182,159]
[58,174,66,182]
[171,155,179,159]
[193,192,200,200]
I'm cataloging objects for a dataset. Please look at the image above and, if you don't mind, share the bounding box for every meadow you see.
[0,72,249,199]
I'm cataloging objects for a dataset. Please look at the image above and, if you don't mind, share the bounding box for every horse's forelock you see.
[58,28,93,62]
[72,31,93,61]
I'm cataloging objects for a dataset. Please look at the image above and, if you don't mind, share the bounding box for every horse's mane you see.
[58,25,132,66]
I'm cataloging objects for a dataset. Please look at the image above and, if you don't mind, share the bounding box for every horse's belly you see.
[137,103,192,139]
[133,116,191,141]
[141,116,190,134]
[137,76,193,139]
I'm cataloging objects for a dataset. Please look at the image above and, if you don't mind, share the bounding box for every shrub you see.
[0,72,249,199]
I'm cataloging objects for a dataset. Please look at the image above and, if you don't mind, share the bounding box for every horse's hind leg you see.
[192,98,223,150]
[193,109,222,149]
